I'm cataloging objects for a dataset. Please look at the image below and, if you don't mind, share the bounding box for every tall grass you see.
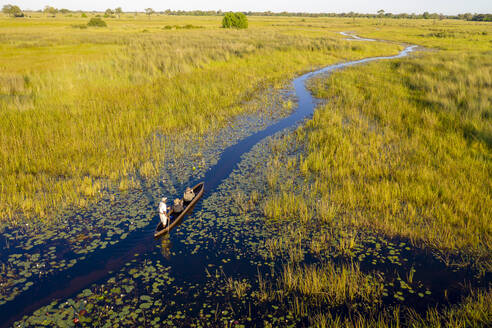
[254,261,385,323]
[299,51,492,259]
[0,16,402,224]
[311,288,491,328]
[281,262,383,305]
[263,21,491,262]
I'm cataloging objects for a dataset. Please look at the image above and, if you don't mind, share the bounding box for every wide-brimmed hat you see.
[162,197,167,201]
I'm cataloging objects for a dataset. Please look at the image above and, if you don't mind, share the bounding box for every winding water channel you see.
[1,35,488,327]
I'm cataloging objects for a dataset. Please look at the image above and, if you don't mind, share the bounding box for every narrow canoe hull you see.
[153,182,204,239]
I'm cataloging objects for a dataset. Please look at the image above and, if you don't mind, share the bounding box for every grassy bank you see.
[259,263,491,327]
[310,288,491,327]
[0,15,401,224]
[263,21,491,264]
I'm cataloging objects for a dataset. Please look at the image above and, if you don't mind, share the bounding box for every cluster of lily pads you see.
[15,257,171,327]
[0,194,153,308]
[14,248,301,327]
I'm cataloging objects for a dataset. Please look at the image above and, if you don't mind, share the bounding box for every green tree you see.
[44,5,58,17]
[59,8,70,14]
[115,7,123,18]
[145,8,154,18]
[1,4,12,15]
[377,9,385,17]
[2,4,23,17]
[222,12,248,29]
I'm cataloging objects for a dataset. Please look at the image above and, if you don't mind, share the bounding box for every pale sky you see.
[5,1,492,15]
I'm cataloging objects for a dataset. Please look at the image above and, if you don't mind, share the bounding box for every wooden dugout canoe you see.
[154,182,204,239]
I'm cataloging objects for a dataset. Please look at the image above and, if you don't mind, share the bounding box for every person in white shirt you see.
[159,197,169,227]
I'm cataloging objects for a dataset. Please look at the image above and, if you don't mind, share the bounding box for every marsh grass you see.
[311,288,491,328]
[255,19,491,326]
[0,15,404,224]
[253,261,385,323]
[281,262,384,305]
[262,21,491,264]
[263,190,311,222]
[409,288,492,328]
[225,277,250,298]
[299,50,492,260]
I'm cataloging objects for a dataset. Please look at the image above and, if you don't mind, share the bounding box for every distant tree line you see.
[1,4,491,22]
[157,9,492,21]
[470,14,492,21]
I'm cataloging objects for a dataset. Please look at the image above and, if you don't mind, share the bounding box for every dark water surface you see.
[2,38,487,327]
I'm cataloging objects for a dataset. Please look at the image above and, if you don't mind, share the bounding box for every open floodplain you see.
[0,13,491,327]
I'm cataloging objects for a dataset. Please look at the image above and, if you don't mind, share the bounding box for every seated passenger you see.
[173,198,184,213]
[183,187,195,203]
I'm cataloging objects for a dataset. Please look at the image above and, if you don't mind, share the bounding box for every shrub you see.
[222,12,248,29]
[81,13,87,18]
[87,17,107,27]
[72,24,88,29]
[163,24,203,30]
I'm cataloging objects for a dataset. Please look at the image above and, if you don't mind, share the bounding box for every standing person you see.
[158,197,169,227]
[183,187,195,203]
